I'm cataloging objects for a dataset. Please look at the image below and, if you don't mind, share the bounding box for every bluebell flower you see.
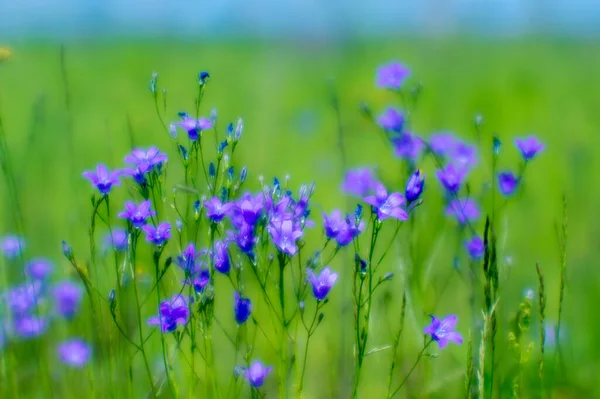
[234,292,252,324]
[436,163,467,194]
[204,197,234,223]
[392,132,424,160]
[377,107,404,133]
[58,339,91,368]
[1,235,25,258]
[465,236,485,260]
[515,136,544,160]
[307,267,338,301]
[82,164,121,195]
[498,172,519,196]
[446,199,480,224]
[25,258,54,280]
[363,183,408,221]
[405,170,425,202]
[52,281,83,319]
[119,201,155,228]
[148,295,192,333]
[268,218,303,256]
[242,361,273,388]
[103,229,128,252]
[169,114,213,141]
[376,61,410,90]
[424,314,463,349]
[212,240,231,274]
[141,222,171,246]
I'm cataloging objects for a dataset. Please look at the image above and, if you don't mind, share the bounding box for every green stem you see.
[154,251,176,398]
[388,340,433,398]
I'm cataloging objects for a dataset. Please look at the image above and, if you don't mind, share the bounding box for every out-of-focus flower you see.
[103,229,128,252]
[307,267,338,301]
[24,258,53,280]
[14,316,48,339]
[424,314,463,349]
[212,240,230,274]
[363,183,408,221]
[141,222,171,246]
[446,199,480,224]
[234,292,252,324]
[465,236,485,260]
[392,132,424,160]
[515,136,544,161]
[3,281,43,316]
[377,107,404,133]
[498,172,519,196]
[436,163,467,194]
[342,168,377,197]
[1,235,25,259]
[376,61,410,90]
[82,164,121,195]
[52,281,83,319]
[242,361,272,388]
[58,339,91,368]
[405,170,425,202]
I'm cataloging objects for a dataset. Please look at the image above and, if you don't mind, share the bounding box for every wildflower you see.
[424,314,463,349]
[465,236,485,260]
[148,295,192,333]
[436,163,467,194]
[234,292,252,324]
[243,361,273,388]
[363,183,408,221]
[52,281,84,319]
[236,193,264,225]
[141,222,171,246]
[186,268,210,294]
[307,267,338,301]
[268,218,303,256]
[233,222,257,255]
[323,210,345,240]
[58,339,92,368]
[124,147,167,174]
[322,210,364,247]
[376,61,410,90]
[169,113,213,140]
[212,240,230,274]
[515,136,544,161]
[176,244,205,275]
[429,133,457,156]
[24,258,54,280]
[451,142,478,171]
[103,229,128,252]
[118,201,155,228]
[82,164,121,195]
[377,107,404,133]
[3,281,43,316]
[341,168,377,197]
[498,172,519,196]
[14,316,48,338]
[1,235,25,259]
[392,132,424,160]
[446,199,480,224]
[204,197,234,223]
[405,170,425,202]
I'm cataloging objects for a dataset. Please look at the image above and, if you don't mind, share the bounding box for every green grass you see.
[0,38,599,397]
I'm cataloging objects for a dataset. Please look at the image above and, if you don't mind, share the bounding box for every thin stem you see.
[388,340,432,398]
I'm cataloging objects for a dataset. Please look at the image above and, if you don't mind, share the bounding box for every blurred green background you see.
[0,37,598,397]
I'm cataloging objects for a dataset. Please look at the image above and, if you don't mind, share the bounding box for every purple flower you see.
[363,183,408,221]
[236,193,264,226]
[169,114,214,141]
[205,197,234,223]
[141,222,171,246]
[1,235,25,258]
[148,295,192,333]
[186,268,210,294]
[3,281,43,316]
[451,142,478,171]
[58,339,91,368]
[124,147,167,174]
[212,240,230,274]
[52,281,83,319]
[243,361,273,388]
[322,210,364,247]
[82,164,121,195]
[405,170,425,202]
[392,132,424,160]
[307,267,338,301]
[323,210,345,240]
[515,136,544,160]
[103,229,128,252]
[233,222,257,255]
[498,172,519,196]
[429,133,457,156]
[118,201,155,228]
[342,168,377,197]
[376,61,410,90]
[268,219,303,256]
[234,292,252,324]
[377,107,404,133]
[436,163,467,194]
[176,244,205,275]
[14,316,48,338]
[424,314,463,349]
[465,236,485,260]
[446,199,480,224]
[25,258,54,280]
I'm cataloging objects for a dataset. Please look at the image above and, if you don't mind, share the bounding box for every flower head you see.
[119,201,155,228]
[424,314,463,349]
[322,210,364,247]
[176,244,205,275]
[141,222,171,246]
[25,258,54,280]
[446,199,480,224]
[465,236,485,260]
[363,183,408,221]
[3,281,43,316]
[1,235,25,259]
[392,132,424,160]
[307,267,338,301]
[82,164,121,195]
[498,172,519,196]
[205,197,234,223]
[58,339,91,368]
[13,316,48,339]
[236,193,264,226]
[52,281,84,319]
[170,114,214,140]
[342,168,377,197]
[268,218,303,256]
[234,292,252,324]
[515,136,544,161]
[124,147,167,174]
[376,61,410,90]
[212,240,231,274]
[405,170,425,202]
[377,107,404,133]
[148,295,192,333]
[436,163,467,194]
[103,229,128,252]
[243,361,273,388]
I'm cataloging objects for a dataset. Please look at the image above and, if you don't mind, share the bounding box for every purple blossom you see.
[424,314,463,349]
[118,201,155,228]
[392,132,424,160]
[205,197,235,223]
[515,136,544,161]
[342,168,377,197]
[376,61,410,90]
[176,244,205,275]
[14,316,48,339]
[233,222,257,254]
[169,114,214,141]
[436,163,467,194]
[148,295,192,333]
[212,240,231,274]
[405,170,425,202]
[141,222,171,246]
[3,281,43,316]
[465,236,485,260]
[323,210,345,240]
[82,164,121,195]
[243,361,273,388]
[451,142,478,171]
[268,219,303,256]
[124,147,167,174]
[25,258,54,280]
[1,235,25,258]
[236,193,264,226]
[234,292,252,324]
[377,107,404,133]
[58,339,91,368]
[429,133,457,156]
[52,281,84,319]
[498,172,519,196]
[307,267,338,301]
[363,183,408,221]
[446,199,480,224]
[322,210,364,247]
[103,229,128,252]
[186,268,210,294]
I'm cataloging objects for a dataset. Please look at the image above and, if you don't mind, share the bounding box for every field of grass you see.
[0,38,599,398]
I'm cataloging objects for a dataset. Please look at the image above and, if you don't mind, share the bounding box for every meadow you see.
[0,38,598,398]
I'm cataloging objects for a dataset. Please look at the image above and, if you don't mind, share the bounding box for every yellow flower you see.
[0,47,11,62]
